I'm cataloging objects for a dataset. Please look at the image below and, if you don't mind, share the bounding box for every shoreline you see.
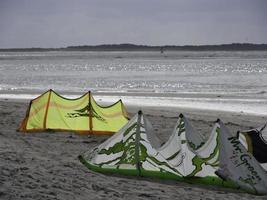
[1,90,267,120]
[1,88,266,98]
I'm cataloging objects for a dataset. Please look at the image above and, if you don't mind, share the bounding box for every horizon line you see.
[1,43,267,51]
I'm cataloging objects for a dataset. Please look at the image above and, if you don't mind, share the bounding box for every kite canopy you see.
[156,114,236,187]
[238,124,267,170]
[216,120,267,195]
[18,90,129,134]
[187,119,267,194]
[158,114,217,177]
[79,111,237,189]
[80,111,267,194]
[79,111,183,180]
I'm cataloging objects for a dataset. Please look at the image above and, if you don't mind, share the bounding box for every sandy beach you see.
[1,99,267,200]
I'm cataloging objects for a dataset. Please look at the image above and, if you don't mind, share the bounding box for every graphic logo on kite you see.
[66,104,107,122]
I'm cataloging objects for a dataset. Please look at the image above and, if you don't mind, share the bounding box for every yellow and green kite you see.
[18,90,129,134]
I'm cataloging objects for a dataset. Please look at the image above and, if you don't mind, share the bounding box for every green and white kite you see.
[79,111,183,180]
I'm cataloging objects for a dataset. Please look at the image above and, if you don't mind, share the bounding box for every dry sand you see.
[0,99,267,200]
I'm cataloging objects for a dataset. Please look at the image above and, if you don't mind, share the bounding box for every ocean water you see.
[1,51,267,115]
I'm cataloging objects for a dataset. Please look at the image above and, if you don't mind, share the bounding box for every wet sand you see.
[0,99,267,200]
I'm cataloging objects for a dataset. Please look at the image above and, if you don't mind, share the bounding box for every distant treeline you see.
[1,43,267,52]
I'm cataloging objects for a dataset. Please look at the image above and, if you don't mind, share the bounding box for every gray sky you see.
[0,0,267,48]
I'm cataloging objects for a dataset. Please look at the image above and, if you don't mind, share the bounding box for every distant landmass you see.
[1,43,267,52]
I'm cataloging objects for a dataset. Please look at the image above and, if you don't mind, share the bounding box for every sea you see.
[1,50,267,116]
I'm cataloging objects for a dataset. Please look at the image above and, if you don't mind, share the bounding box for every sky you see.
[0,0,267,48]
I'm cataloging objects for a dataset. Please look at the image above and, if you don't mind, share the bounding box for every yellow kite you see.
[18,90,129,134]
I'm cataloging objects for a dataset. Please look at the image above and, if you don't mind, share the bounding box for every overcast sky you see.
[0,0,266,48]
